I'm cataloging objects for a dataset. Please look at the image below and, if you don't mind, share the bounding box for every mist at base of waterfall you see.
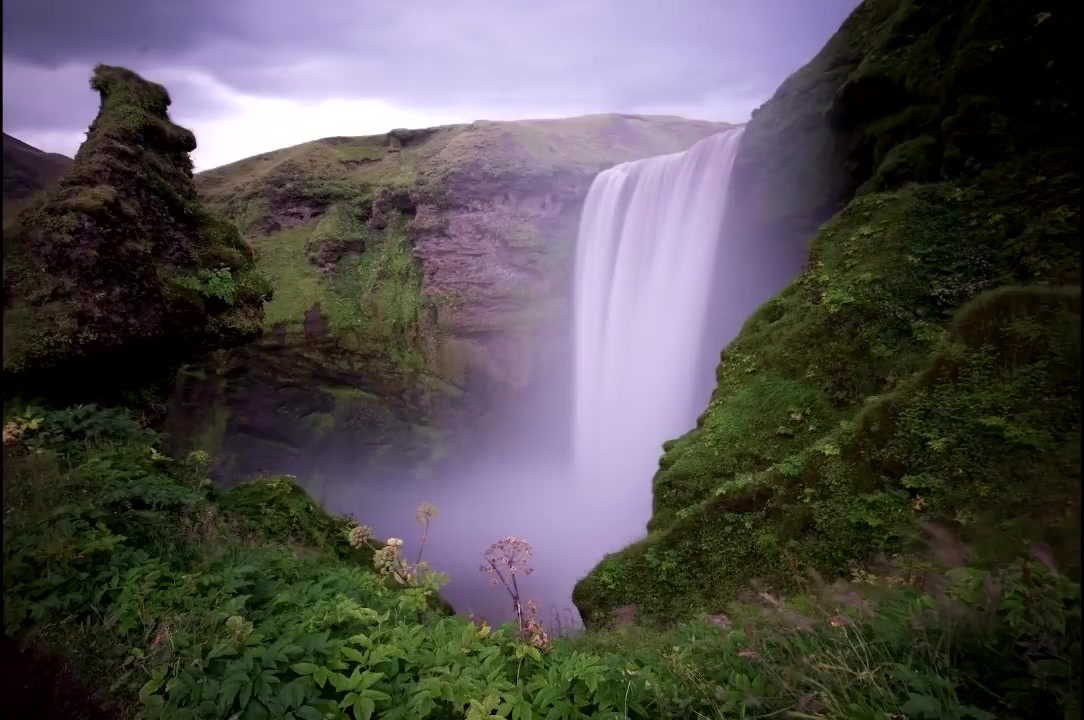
[299,126,805,628]
[310,451,652,629]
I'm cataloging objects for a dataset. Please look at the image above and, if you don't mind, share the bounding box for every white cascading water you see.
[318,126,778,626]
[571,127,746,547]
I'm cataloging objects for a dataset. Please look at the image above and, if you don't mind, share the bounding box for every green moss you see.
[191,401,229,458]
[422,115,728,187]
[575,0,1079,627]
[303,411,337,437]
[2,66,267,409]
[576,286,1080,625]
[217,474,358,555]
[253,206,426,346]
[51,183,119,214]
[253,225,324,328]
[864,134,941,192]
[652,376,832,529]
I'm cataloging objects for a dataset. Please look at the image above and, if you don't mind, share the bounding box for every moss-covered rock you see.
[3,66,271,411]
[574,0,1079,626]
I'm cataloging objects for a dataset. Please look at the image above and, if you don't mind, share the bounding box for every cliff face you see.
[574,0,1079,626]
[3,66,270,410]
[2,133,72,224]
[173,115,728,481]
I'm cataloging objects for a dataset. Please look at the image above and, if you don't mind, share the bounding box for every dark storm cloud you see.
[4,0,860,134]
[2,0,247,66]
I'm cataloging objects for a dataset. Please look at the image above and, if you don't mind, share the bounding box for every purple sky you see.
[3,0,859,170]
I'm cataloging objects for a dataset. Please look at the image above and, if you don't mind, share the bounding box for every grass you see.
[196,114,727,221]
[417,114,728,188]
[251,225,324,329]
[3,404,1079,719]
[576,278,1080,625]
[248,201,424,340]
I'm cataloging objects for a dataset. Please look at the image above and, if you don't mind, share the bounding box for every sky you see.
[3,0,860,171]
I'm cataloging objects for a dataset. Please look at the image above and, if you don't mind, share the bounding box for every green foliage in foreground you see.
[4,405,1080,718]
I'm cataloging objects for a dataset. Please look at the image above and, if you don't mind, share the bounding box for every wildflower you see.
[479,536,546,648]
[480,536,534,577]
[225,615,254,642]
[415,503,439,523]
[797,695,821,714]
[828,614,852,628]
[758,591,782,608]
[921,522,971,567]
[414,504,438,564]
[373,543,401,573]
[1029,543,1059,575]
[524,619,550,650]
[348,524,374,548]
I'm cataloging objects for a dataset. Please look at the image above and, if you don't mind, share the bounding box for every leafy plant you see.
[173,266,238,304]
[3,405,1079,719]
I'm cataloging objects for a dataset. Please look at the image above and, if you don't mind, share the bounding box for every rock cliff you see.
[3,66,270,411]
[174,115,729,481]
[574,0,1079,625]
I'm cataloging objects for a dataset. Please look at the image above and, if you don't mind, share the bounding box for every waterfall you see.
[571,127,745,530]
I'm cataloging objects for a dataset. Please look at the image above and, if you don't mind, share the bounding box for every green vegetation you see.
[197,115,725,221]
[325,218,424,337]
[2,66,270,408]
[417,115,727,189]
[254,226,325,329]
[3,1,1079,714]
[577,281,1079,621]
[251,203,434,402]
[4,405,1079,719]
[575,0,1079,638]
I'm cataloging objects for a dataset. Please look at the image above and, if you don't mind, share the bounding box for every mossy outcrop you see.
[3,66,271,410]
[574,0,1079,626]
[174,115,728,480]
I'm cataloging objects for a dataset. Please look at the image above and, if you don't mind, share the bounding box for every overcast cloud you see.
[3,0,859,170]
